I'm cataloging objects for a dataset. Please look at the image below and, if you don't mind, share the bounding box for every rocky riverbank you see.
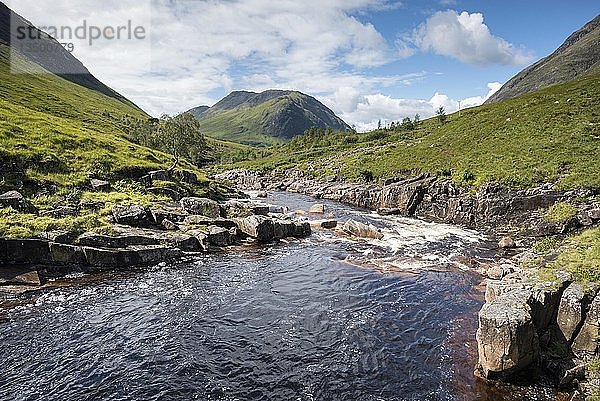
[216,168,600,399]
[0,169,312,294]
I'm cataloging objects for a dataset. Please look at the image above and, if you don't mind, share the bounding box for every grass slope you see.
[232,72,600,190]
[0,45,191,191]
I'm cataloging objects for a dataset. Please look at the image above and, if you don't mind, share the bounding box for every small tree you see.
[157,113,208,170]
[414,114,420,127]
[436,107,447,125]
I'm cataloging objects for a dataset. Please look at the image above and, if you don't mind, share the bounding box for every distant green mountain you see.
[486,14,600,104]
[188,90,351,146]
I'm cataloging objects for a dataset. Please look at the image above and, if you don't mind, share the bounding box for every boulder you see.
[487,264,515,280]
[126,245,180,265]
[112,205,152,227]
[589,208,600,221]
[172,170,198,184]
[477,290,539,379]
[234,215,275,242]
[274,220,296,239]
[89,179,110,192]
[572,294,600,359]
[557,284,598,343]
[186,230,210,251]
[528,277,572,339]
[82,247,138,268]
[498,236,517,249]
[148,170,171,182]
[180,197,221,218]
[206,226,236,247]
[256,191,268,198]
[293,221,312,238]
[222,200,269,218]
[310,220,338,229]
[342,220,384,240]
[268,204,288,214]
[0,191,35,213]
[5,239,50,264]
[183,215,237,229]
[149,208,188,225]
[49,243,87,265]
[78,232,159,248]
[309,204,326,214]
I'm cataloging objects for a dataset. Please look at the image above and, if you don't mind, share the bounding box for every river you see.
[0,192,569,400]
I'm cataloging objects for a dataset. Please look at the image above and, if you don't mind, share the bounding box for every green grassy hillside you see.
[230,72,600,190]
[0,45,188,191]
[193,90,349,146]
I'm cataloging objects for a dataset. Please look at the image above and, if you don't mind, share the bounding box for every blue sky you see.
[9,0,600,130]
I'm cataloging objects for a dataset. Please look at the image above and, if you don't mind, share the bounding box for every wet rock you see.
[89,179,110,192]
[206,226,236,247]
[0,238,6,264]
[572,294,600,359]
[5,239,50,264]
[0,191,35,213]
[127,245,180,265]
[310,220,338,229]
[49,243,86,265]
[342,220,384,240]
[234,215,275,242]
[487,264,515,280]
[149,170,170,182]
[82,247,137,268]
[477,290,539,379]
[149,207,188,225]
[223,200,269,218]
[377,208,402,216]
[268,204,288,214]
[172,169,198,184]
[112,205,152,227]
[256,191,268,198]
[186,230,209,251]
[181,197,221,218]
[557,284,598,343]
[0,268,41,286]
[274,220,295,239]
[293,221,312,238]
[78,232,159,248]
[309,204,326,214]
[498,236,516,249]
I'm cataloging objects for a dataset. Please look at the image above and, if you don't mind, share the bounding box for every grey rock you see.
[223,200,267,218]
[498,236,516,249]
[90,179,110,192]
[161,219,178,231]
[487,264,515,280]
[342,220,384,240]
[172,170,198,184]
[50,243,86,265]
[112,205,152,227]
[477,290,539,379]
[181,197,221,218]
[557,283,598,343]
[310,219,338,229]
[589,208,600,221]
[78,232,159,248]
[37,230,77,244]
[183,215,237,230]
[293,221,312,238]
[149,207,188,225]
[234,215,275,242]
[82,247,137,268]
[127,245,180,264]
[147,187,183,201]
[572,294,600,358]
[206,226,236,247]
[274,220,296,239]
[0,191,35,213]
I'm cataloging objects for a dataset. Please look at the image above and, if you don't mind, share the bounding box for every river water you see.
[0,192,568,400]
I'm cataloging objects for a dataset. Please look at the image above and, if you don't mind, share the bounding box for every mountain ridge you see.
[187,89,351,146]
[486,14,600,103]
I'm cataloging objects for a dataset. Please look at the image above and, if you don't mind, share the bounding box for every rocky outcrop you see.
[216,169,598,231]
[180,197,221,218]
[572,294,600,358]
[112,205,152,227]
[0,191,35,213]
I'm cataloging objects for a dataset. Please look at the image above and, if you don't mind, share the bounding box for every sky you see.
[7,0,600,131]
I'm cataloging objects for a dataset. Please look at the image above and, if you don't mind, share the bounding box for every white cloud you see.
[333,81,503,132]
[403,10,534,66]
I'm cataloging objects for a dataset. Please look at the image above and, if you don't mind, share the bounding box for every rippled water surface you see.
[0,193,568,400]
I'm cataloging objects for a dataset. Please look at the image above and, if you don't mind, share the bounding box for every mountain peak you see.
[187,89,350,146]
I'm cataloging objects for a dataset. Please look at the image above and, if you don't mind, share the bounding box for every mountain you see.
[187,90,351,146]
[0,2,183,194]
[187,105,210,119]
[0,2,139,108]
[486,14,600,104]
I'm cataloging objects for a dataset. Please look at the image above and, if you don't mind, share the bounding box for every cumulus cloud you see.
[332,81,503,132]
[401,10,534,66]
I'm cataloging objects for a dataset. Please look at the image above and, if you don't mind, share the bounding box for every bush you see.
[544,202,578,224]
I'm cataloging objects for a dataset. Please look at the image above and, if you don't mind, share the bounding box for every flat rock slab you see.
[181,197,221,218]
[0,268,41,286]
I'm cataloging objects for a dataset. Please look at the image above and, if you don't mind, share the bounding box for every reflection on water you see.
[0,192,569,400]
